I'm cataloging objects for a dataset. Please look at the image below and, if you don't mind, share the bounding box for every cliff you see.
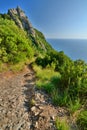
[0,6,53,64]
[7,6,52,52]
[8,6,35,36]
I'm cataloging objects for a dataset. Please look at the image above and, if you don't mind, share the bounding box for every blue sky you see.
[0,0,87,39]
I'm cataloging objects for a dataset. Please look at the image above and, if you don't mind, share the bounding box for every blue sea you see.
[47,39,87,62]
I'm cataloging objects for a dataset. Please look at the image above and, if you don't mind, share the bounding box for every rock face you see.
[8,6,35,36]
[7,6,52,52]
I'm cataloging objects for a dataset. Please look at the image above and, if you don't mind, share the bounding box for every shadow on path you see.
[23,65,35,110]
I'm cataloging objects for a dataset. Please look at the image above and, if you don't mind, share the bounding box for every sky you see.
[0,0,87,39]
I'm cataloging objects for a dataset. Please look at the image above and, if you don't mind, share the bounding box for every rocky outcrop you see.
[7,6,52,52]
[8,6,35,36]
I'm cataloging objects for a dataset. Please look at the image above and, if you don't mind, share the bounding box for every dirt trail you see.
[0,66,33,130]
[0,65,78,130]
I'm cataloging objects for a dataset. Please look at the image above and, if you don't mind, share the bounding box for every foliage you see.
[76,110,87,130]
[68,98,81,114]
[35,51,87,111]
[32,64,60,91]
[0,18,34,65]
[34,52,87,129]
[35,50,72,73]
[55,118,70,130]
[0,10,87,129]
[9,62,25,72]
[0,14,53,71]
[34,29,53,52]
[0,14,11,20]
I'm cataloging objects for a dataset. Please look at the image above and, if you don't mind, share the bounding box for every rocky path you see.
[0,65,78,130]
[0,66,32,130]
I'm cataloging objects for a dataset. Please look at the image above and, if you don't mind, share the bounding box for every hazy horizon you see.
[0,0,87,39]
[47,39,87,62]
[47,37,87,40]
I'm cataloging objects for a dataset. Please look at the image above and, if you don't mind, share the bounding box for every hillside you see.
[0,6,52,70]
[0,7,87,130]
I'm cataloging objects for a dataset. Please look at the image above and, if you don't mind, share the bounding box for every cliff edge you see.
[8,6,35,36]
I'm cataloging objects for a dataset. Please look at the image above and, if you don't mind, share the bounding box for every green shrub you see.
[0,18,34,64]
[43,82,54,94]
[51,89,59,105]
[51,76,60,86]
[68,98,81,114]
[77,110,87,130]
[52,89,69,106]
[55,118,70,130]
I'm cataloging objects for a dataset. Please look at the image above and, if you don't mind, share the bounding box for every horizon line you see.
[46,37,87,40]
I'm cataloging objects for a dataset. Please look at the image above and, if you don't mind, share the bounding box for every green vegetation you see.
[33,64,60,91]
[55,118,70,130]
[77,110,87,130]
[34,29,52,51]
[0,14,51,71]
[34,51,87,129]
[0,18,34,65]
[35,52,87,104]
[0,10,87,129]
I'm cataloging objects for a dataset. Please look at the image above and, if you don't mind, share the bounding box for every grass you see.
[0,62,7,72]
[76,110,87,130]
[51,89,59,105]
[33,64,63,106]
[68,98,81,114]
[33,64,59,80]
[33,64,60,89]
[55,117,70,130]
[33,64,82,109]
[10,62,25,72]
[0,57,34,73]
[0,60,25,72]
[33,64,86,130]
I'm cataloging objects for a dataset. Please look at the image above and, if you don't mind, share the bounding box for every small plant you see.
[76,110,87,130]
[0,61,3,72]
[42,82,54,94]
[68,98,81,114]
[51,89,69,106]
[10,62,25,72]
[30,98,36,106]
[33,64,59,87]
[51,76,60,86]
[55,117,70,130]
[51,88,59,105]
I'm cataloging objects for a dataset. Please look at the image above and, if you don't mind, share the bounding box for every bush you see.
[55,118,70,130]
[0,18,34,64]
[51,89,59,105]
[68,98,81,114]
[77,110,87,130]
[43,82,55,94]
[52,89,69,106]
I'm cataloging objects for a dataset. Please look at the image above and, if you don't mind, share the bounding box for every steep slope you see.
[0,18,34,64]
[0,7,87,130]
[0,7,53,66]
[7,6,52,52]
[8,6,35,37]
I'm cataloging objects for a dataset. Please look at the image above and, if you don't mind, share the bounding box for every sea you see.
[47,39,87,63]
